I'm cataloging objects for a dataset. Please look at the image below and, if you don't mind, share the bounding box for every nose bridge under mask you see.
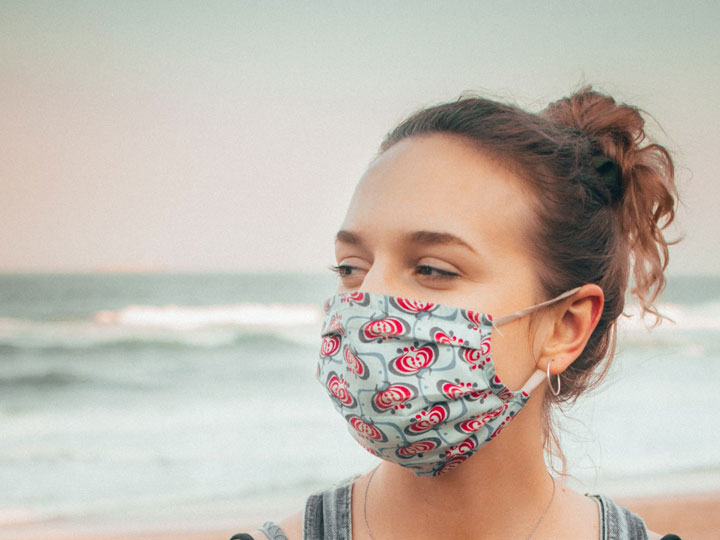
[354,259,405,299]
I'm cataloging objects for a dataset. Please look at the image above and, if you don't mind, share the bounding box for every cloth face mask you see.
[316,287,581,477]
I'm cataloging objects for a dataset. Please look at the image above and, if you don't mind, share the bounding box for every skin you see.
[254,133,661,539]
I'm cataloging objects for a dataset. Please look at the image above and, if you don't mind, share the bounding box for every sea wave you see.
[93,302,322,329]
[0,302,323,350]
[0,371,88,389]
[618,300,720,333]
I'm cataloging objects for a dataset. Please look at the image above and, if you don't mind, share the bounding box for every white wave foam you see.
[0,302,323,349]
[93,302,321,330]
[617,300,720,334]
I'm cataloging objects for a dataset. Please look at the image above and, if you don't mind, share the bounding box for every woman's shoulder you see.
[587,493,681,540]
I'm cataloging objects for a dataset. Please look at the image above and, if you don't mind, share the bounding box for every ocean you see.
[1,272,719,535]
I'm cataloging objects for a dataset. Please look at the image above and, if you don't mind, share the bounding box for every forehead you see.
[341,134,537,260]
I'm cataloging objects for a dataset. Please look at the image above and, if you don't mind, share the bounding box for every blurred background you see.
[1,1,719,538]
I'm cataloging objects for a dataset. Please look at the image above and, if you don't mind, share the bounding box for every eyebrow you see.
[335,229,478,254]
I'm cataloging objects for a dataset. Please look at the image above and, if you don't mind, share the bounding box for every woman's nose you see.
[356,261,390,296]
[357,260,410,298]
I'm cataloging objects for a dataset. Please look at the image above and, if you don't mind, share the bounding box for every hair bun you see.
[543,85,644,163]
[544,85,679,323]
[591,155,623,204]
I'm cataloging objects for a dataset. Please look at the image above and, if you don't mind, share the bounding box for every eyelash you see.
[328,265,363,279]
[328,264,460,281]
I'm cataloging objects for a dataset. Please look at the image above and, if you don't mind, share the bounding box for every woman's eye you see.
[328,264,360,278]
[415,265,460,279]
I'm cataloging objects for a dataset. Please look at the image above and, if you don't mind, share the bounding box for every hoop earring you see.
[546,360,561,396]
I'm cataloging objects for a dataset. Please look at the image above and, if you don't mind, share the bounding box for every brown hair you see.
[377,86,680,466]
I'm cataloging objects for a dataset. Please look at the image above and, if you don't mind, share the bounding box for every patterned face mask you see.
[316,287,581,477]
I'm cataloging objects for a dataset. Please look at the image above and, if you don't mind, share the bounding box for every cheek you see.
[488,326,536,391]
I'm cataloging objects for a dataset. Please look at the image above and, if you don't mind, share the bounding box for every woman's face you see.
[334,133,550,389]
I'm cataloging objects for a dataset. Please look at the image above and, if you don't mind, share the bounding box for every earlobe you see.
[540,284,604,375]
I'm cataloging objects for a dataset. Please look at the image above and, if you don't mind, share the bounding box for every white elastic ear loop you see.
[519,360,565,395]
[519,368,546,394]
[490,319,505,337]
[491,286,583,333]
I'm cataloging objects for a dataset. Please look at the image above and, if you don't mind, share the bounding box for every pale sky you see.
[1,1,718,274]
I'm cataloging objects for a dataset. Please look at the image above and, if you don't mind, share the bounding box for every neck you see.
[365,395,555,539]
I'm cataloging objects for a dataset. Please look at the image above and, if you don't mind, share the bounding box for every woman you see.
[234,87,681,540]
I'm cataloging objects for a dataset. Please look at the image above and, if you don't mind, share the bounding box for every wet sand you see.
[618,492,720,540]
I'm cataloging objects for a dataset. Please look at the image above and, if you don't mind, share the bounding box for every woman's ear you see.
[539,284,604,375]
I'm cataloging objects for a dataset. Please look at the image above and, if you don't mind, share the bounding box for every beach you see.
[618,492,720,539]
